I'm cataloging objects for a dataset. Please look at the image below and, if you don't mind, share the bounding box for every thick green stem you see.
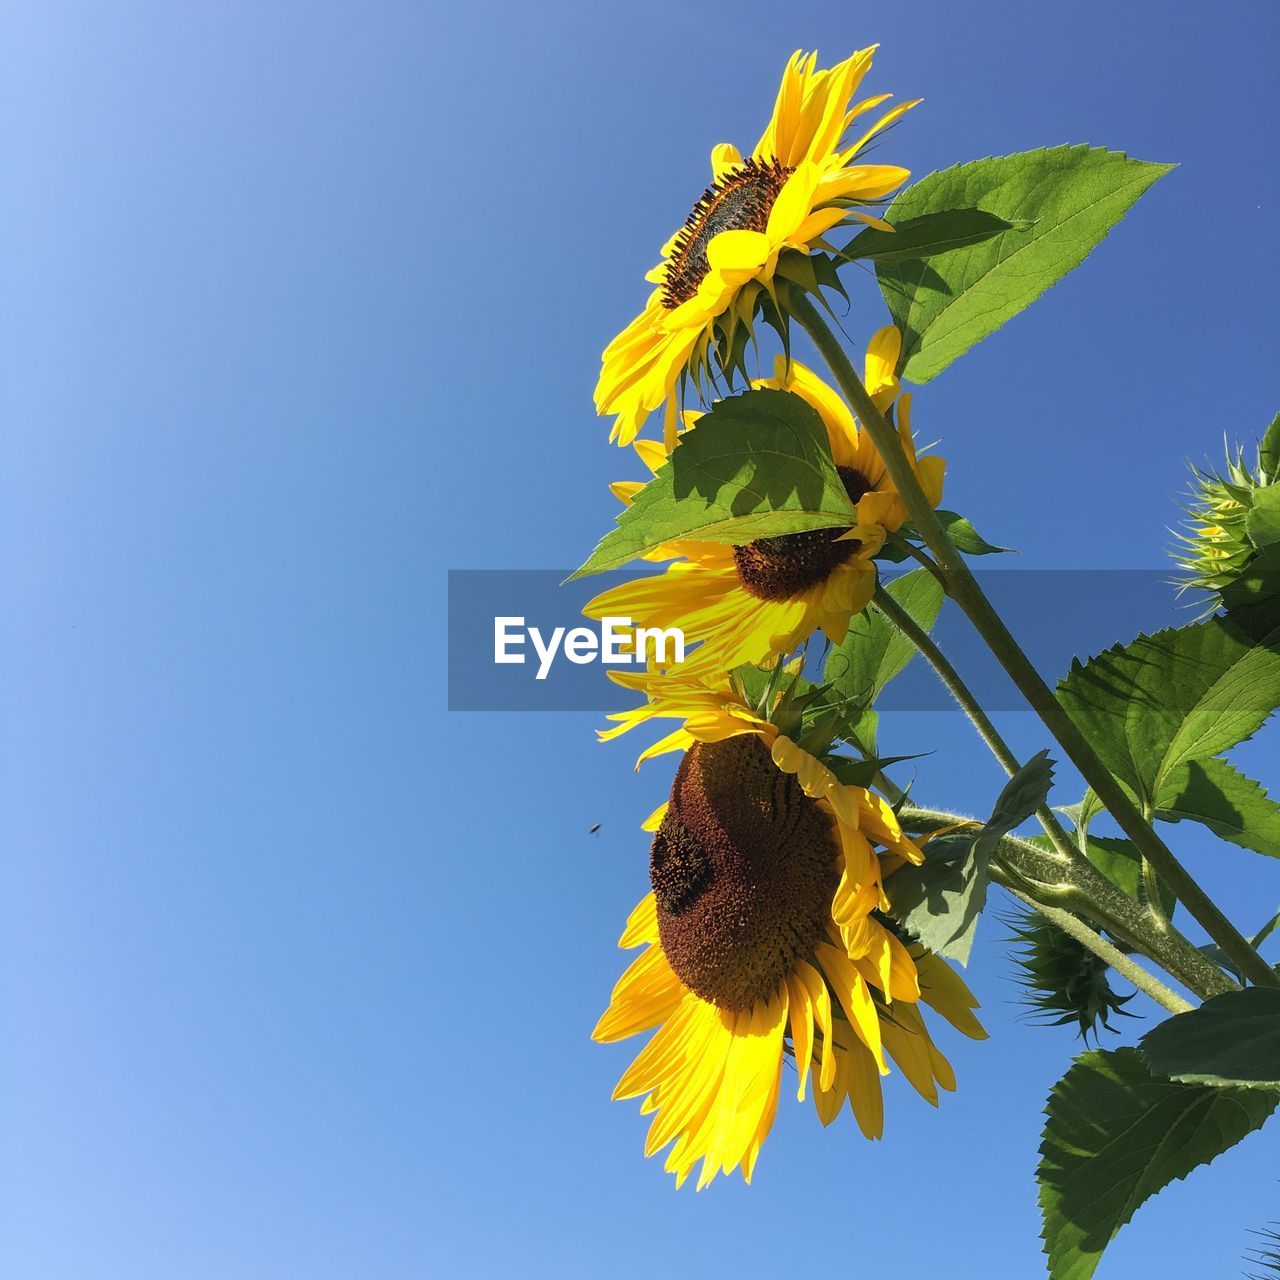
[1002,885,1194,1015]
[788,284,1279,991]
[900,805,1237,1000]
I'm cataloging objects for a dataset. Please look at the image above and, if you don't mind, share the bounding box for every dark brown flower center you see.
[731,466,873,601]
[661,158,793,310]
[651,735,839,1010]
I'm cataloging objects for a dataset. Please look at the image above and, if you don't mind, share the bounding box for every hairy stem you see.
[1002,885,1194,1015]
[900,804,1238,1000]
[872,583,1077,861]
[788,284,1279,991]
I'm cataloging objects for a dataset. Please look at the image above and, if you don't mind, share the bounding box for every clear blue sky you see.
[2,3,1277,1277]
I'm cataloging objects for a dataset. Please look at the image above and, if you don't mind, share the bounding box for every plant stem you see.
[900,805,1237,999]
[1002,885,1194,1015]
[885,532,947,586]
[872,584,1077,862]
[787,284,1279,991]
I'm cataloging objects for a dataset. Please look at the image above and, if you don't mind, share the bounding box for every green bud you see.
[1172,414,1280,614]
[1006,908,1135,1042]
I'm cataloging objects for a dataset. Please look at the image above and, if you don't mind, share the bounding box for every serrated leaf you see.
[1057,616,1280,817]
[877,146,1173,383]
[838,208,1024,264]
[572,389,856,578]
[889,750,1054,964]
[1140,988,1280,1090]
[824,568,945,708]
[1155,757,1280,859]
[978,749,1056,856]
[1039,1047,1277,1280]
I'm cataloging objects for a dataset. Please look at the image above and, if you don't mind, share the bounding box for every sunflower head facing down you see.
[584,335,944,682]
[593,674,986,1188]
[596,47,918,447]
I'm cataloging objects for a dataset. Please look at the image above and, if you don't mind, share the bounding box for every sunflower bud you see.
[1006,909,1134,1042]
[1172,415,1280,613]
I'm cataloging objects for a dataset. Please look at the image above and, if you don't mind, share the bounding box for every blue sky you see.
[2,2,1277,1277]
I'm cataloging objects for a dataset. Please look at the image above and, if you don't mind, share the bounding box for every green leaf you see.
[1057,616,1280,817]
[1254,907,1280,950]
[837,208,1024,264]
[877,146,1173,383]
[824,568,945,708]
[826,752,924,788]
[1057,788,1105,844]
[1247,484,1280,551]
[571,389,855,578]
[935,509,1011,555]
[1155,757,1280,859]
[977,749,1057,859]
[1259,412,1280,482]
[847,706,879,755]
[889,750,1054,964]
[899,508,1011,555]
[1221,541,1280,621]
[1039,1047,1277,1280]
[1140,988,1280,1090]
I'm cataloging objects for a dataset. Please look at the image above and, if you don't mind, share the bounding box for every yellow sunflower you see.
[596,46,918,447]
[584,332,943,681]
[592,681,985,1188]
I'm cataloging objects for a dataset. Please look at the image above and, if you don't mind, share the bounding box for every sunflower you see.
[596,47,918,447]
[584,332,943,681]
[592,680,985,1187]
[1172,430,1279,610]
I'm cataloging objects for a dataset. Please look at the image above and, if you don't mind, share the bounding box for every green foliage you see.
[1156,758,1280,859]
[1038,1048,1277,1280]
[1262,413,1280,479]
[1057,616,1280,859]
[1173,415,1280,612]
[876,146,1172,383]
[823,568,944,754]
[1007,908,1134,1041]
[728,663,920,774]
[572,390,855,578]
[825,569,944,708]
[1222,543,1280,620]
[898,508,1011,555]
[889,751,1054,964]
[837,208,1024,264]
[1056,789,1105,842]
[1245,1222,1280,1280]
[1139,988,1280,1090]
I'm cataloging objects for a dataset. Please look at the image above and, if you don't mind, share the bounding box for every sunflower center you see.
[651,735,839,1010]
[661,158,793,310]
[731,467,873,601]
